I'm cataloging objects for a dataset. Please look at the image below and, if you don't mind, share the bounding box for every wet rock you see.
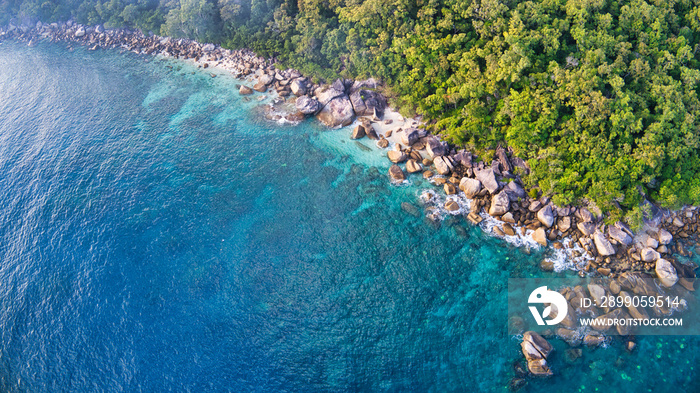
[317,96,355,127]
[556,328,581,346]
[253,82,267,92]
[364,124,379,140]
[377,138,389,148]
[239,85,253,95]
[502,212,516,223]
[540,259,555,271]
[521,332,553,377]
[619,290,650,320]
[445,200,460,211]
[422,170,434,179]
[593,232,615,256]
[655,259,678,288]
[533,227,547,247]
[583,334,605,347]
[475,168,500,194]
[295,96,321,114]
[459,178,482,198]
[351,124,366,139]
[388,165,405,181]
[591,308,628,333]
[406,159,422,173]
[433,156,455,175]
[489,190,510,216]
[444,182,458,195]
[387,150,407,163]
[503,223,516,236]
[537,205,554,228]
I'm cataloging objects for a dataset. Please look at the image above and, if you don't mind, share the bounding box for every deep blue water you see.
[0,40,699,393]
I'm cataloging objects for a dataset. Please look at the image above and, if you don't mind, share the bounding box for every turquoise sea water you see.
[0,40,698,392]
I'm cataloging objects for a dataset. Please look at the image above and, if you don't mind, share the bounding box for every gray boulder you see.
[505,181,526,200]
[459,178,482,198]
[658,229,673,245]
[315,85,345,107]
[290,79,307,96]
[295,96,321,115]
[640,247,660,262]
[317,96,355,127]
[475,168,500,194]
[655,259,678,288]
[398,128,420,146]
[593,232,615,256]
[609,225,632,246]
[426,137,447,158]
[537,205,555,228]
[489,190,510,216]
[349,89,387,117]
[434,156,455,175]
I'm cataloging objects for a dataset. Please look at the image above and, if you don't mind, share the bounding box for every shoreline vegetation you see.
[2,21,700,385]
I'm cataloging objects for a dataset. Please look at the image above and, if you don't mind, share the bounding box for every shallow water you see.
[0,40,698,392]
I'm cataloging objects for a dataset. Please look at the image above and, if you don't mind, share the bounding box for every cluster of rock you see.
[367,124,699,285]
[1,21,272,78]
[508,271,692,386]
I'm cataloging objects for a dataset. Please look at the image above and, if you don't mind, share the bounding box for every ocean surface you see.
[0,39,698,393]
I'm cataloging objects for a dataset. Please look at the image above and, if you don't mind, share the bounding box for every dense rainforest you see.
[3,0,700,225]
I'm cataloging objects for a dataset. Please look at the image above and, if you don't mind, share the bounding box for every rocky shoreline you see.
[3,20,699,386]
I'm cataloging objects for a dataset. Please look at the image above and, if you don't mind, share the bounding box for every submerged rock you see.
[239,85,253,95]
[388,164,405,181]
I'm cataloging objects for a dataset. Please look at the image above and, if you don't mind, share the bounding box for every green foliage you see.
[5,0,700,215]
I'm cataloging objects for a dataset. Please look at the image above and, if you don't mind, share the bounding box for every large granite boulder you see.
[532,227,547,247]
[315,85,345,107]
[496,146,512,172]
[239,85,253,95]
[426,137,447,158]
[609,225,632,246]
[290,79,307,96]
[349,89,387,117]
[537,205,554,228]
[505,181,527,201]
[398,128,420,146]
[655,259,678,287]
[640,247,660,262]
[434,156,455,175]
[475,168,500,194]
[459,178,482,198]
[521,331,553,377]
[489,190,510,216]
[317,96,355,127]
[593,232,615,256]
[658,229,673,245]
[388,165,405,181]
[295,96,321,115]
[387,150,407,163]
